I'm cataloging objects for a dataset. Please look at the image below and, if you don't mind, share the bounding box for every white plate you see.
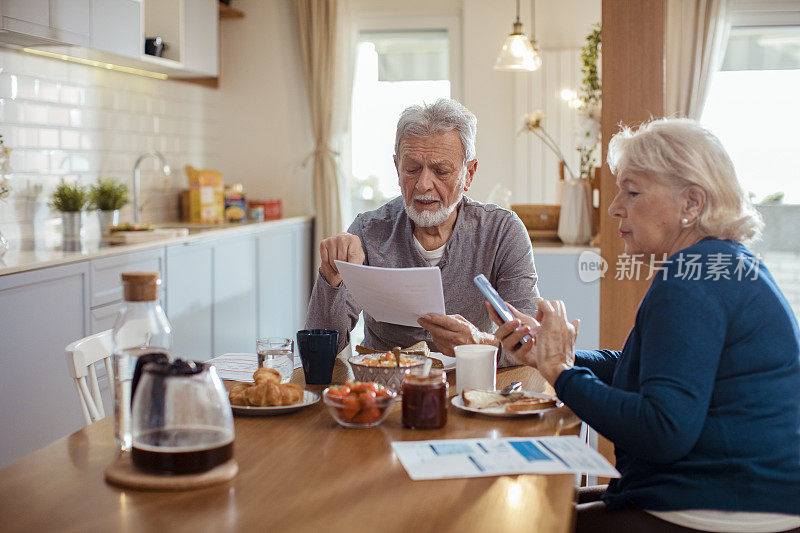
[450,391,563,417]
[231,390,320,416]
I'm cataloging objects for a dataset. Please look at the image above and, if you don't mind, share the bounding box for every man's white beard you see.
[405,193,462,227]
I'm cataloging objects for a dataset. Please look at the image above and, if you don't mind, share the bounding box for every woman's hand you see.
[487,299,579,385]
[486,301,541,368]
[532,300,579,385]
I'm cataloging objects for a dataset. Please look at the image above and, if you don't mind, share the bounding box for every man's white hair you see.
[608,117,763,244]
[394,98,478,163]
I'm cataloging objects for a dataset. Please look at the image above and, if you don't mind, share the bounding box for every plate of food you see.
[451,388,563,417]
[228,367,319,416]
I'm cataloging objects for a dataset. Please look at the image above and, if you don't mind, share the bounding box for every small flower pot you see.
[61,211,87,252]
[98,209,120,235]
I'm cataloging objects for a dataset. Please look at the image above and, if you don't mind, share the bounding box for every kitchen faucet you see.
[132,151,171,224]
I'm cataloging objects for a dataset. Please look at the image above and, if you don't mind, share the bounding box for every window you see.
[701,1,800,319]
[347,30,451,222]
[702,19,800,204]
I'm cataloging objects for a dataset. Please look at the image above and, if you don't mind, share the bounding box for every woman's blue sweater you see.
[554,238,800,514]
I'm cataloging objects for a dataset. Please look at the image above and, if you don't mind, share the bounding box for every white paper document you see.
[334,260,446,327]
[391,436,620,481]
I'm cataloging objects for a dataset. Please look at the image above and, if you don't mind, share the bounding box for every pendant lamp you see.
[494,0,542,71]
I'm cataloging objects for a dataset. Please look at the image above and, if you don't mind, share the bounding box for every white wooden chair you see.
[65,330,114,426]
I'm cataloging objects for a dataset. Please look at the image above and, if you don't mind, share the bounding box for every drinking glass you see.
[257,337,294,383]
[296,329,339,385]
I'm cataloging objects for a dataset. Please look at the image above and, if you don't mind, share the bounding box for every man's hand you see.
[319,233,365,287]
[417,313,497,357]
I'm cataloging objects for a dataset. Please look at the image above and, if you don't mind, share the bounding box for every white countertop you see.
[533,241,600,255]
[0,216,313,277]
[0,218,597,276]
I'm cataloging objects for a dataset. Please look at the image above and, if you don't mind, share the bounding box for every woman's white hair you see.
[607,117,763,244]
[395,98,477,163]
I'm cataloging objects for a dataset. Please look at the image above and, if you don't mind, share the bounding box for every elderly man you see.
[305,98,539,362]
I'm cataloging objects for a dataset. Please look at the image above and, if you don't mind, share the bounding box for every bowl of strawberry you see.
[322,381,397,428]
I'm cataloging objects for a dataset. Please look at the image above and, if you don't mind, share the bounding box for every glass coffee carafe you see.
[130,359,234,475]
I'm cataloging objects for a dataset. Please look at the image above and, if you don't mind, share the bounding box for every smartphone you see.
[473,274,533,343]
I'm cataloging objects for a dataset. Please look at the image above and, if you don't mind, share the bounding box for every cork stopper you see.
[121,271,160,302]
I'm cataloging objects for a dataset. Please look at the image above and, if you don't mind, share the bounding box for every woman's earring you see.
[681,218,689,225]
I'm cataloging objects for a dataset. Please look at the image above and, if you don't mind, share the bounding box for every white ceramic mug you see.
[454,344,497,394]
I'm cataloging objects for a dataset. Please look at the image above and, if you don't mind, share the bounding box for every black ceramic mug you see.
[296,329,339,385]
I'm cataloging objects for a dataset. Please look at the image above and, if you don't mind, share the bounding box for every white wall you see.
[0,48,220,249]
[215,0,600,219]
[463,0,601,203]
[217,0,314,218]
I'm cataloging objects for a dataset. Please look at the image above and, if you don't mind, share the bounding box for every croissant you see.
[228,383,250,406]
[228,368,304,407]
[253,367,281,386]
[247,382,282,406]
[279,383,303,405]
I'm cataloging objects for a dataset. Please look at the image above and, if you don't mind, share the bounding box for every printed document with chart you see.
[334,260,446,327]
[392,436,620,480]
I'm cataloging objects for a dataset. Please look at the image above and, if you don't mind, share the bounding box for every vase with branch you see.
[519,111,577,181]
[517,24,601,245]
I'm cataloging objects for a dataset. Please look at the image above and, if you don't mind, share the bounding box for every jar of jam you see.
[402,368,448,429]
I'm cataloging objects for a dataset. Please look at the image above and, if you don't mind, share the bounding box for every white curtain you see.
[295,0,356,265]
[665,0,731,119]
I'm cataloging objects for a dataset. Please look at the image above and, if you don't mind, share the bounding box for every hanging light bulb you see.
[494,0,542,71]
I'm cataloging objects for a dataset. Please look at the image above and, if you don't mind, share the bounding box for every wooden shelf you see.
[219,3,245,19]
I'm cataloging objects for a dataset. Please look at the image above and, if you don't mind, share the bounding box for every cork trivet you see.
[104,454,237,491]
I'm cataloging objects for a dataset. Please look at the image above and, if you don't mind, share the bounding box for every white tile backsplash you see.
[0,47,221,250]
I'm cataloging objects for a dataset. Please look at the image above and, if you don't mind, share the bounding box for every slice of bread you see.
[504,397,558,413]
[462,389,525,409]
[402,341,430,357]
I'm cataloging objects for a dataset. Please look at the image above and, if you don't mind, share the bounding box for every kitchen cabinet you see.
[166,240,214,361]
[0,0,90,46]
[1,0,50,26]
[256,227,296,339]
[90,0,141,58]
[181,0,219,77]
[292,221,313,330]
[90,248,165,308]
[141,0,219,77]
[0,0,50,44]
[89,296,167,336]
[0,0,218,78]
[0,218,312,468]
[213,234,256,355]
[49,0,91,46]
[0,262,89,467]
[256,221,314,339]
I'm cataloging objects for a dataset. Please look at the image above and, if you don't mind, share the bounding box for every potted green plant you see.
[50,181,91,251]
[90,178,129,234]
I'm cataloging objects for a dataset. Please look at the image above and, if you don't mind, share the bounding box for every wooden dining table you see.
[0,365,582,533]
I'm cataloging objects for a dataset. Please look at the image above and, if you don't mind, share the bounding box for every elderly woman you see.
[491,119,800,533]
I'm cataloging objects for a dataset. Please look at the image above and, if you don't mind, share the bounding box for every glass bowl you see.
[322,382,398,428]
